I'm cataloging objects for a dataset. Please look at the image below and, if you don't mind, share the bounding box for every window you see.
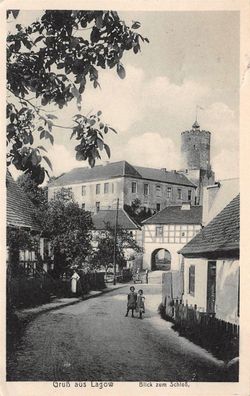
[167,187,172,199]
[96,202,100,212]
[144,183,149,196]
[131,181,137,193]
[189,265,195,296]
[111,183,115,193]
[188,190,192,201]
[177,188,182,200]
[156,203,161,212]
[156,185,162,197]
[81,203,85,210]
[96,184,101,194]
[82,185,86,196]
[156,226,163,237]
[104,183,109,194]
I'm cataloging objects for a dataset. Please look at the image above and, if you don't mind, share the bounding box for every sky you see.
[8,10,240,181]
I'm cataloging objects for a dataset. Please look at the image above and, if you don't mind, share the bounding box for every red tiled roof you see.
[48,161,195,188]
[92,209,140,230]
[6,172,40,231]
[142,205,202,225]
[180,194,240,258]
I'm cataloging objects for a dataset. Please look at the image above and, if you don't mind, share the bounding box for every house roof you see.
[6,172,40,231]
[92,209,140,230]
[48,161,195,188]
[142,205,203,225]
[180,194,240,258]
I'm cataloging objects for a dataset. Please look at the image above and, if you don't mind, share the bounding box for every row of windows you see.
[131,181,192,200]
[82,183,115,196]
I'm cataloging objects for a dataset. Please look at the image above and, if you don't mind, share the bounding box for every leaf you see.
[117,64,126,79]
[132,21,141,29]
[71,86,80,99]
[109,126,117,134]
[97,110,102,116]
[34,36,44,45]
[37,145,47,152]
[95,14,103,29]
[40,130,46,139]
[43,155,53,170]
[76,151,85,161]
[97,138,103,151]
[12,10,20,19]
[104,144,111,158]
[104,125,108,134]
[46,114,58,120]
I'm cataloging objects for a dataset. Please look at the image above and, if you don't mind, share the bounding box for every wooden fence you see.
[163,299,239,362]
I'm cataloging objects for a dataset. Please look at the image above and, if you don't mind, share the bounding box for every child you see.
[136,289,145,319]
[125,286,137,317]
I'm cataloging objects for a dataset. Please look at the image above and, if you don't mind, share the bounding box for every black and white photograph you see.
[3,1,249,393]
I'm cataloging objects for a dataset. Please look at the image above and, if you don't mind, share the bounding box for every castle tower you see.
[180,121,215,205]
[181,120,211,171]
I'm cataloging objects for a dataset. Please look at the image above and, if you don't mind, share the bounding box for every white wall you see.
[216,259,239,325]
[142,223,201,271]
[182,258,208,311]
[48,177,124,211]
[143,241,183,271]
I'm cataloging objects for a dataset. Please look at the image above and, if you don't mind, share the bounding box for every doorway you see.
[207,261,216,313]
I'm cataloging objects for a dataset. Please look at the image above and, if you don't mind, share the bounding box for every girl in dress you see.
[136,289,145,319]
[125,286,137,317]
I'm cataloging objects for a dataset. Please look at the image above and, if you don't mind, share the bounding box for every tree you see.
[36,190,93,277]
[90,224,143,274]
[7,10,148,183]
[124,199,154,225]
[16,172,47,207]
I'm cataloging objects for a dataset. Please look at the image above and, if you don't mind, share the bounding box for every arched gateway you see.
[151,249,171,271]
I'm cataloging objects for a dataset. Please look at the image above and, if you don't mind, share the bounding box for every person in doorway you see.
[136,289,145,319]
[125,286,137,317]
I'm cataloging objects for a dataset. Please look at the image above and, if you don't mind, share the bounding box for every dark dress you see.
[127,292,137,309]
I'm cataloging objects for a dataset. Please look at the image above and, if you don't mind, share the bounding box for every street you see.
[8,284,226,382]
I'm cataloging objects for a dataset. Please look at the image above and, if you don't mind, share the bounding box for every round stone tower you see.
[181,120,211,171]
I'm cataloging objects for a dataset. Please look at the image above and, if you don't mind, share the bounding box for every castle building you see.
[47,161,196,213]
[179,121,215,205]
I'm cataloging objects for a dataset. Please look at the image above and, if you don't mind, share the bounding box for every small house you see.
[180,194,240,325]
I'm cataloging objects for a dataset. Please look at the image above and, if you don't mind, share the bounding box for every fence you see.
[162,299,239,361]
[7,262,105,309]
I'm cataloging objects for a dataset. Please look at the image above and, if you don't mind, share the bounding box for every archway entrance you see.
[151,249,171,271]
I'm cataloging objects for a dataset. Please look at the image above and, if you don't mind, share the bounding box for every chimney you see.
[161,168,167,172]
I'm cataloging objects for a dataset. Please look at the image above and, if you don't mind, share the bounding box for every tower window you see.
[156,203,161,212]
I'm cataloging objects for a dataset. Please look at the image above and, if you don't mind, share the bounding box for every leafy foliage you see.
[90,223,143,272]
[36,190,93,276]
[16,172,48,207]
[124,199,154,225]
[7,10,148,183]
